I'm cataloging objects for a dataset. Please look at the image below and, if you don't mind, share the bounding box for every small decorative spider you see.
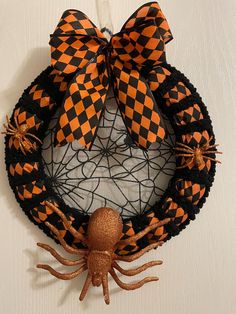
[37,201,170,304]
[175,136,222,169]
[1,115,42,155]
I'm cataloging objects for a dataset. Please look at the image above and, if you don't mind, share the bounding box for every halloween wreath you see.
[3,1,221,304]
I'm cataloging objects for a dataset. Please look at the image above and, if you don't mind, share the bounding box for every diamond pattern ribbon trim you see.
[50,2,173,150]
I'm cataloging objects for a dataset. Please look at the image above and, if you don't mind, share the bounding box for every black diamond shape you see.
[119,80,128,93]
[65,46,77,56]
[133,111,142,124]
[137,34,150,46]
[143,105,152,119]
[136,90,145,103]
[129,76,138,88]
[71,91,82,104]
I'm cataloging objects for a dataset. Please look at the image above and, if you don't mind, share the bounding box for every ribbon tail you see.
[55,53,109,149]
[111,59,166,150]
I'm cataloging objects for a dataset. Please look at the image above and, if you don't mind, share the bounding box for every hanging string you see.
[96,0,114,38]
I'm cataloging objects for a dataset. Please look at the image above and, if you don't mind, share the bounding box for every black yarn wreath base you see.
[4,63,216,254]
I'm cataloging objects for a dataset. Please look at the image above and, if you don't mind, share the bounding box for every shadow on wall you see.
[0,46,50,243]
[25,245,125,308]
[0,46,122,308]
[0,45,138,308]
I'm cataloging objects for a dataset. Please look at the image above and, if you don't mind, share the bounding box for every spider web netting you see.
[42,89,176,219]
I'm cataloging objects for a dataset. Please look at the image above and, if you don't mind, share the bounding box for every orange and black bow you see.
[50,2,173,150]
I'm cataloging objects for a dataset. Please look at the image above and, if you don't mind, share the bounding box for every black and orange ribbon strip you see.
[50,2,173,150]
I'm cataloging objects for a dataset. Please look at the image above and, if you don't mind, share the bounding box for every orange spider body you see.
[1,115,42,155]
[194,147,204,166]
[85,207,122,288]
[37,202,170,304]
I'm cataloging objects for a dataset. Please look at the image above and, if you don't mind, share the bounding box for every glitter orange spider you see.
[175,136,222,169]
[1,115,42,155]
[37,202,170,304]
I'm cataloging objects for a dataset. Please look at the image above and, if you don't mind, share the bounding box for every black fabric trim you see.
[154,70,182,99]
[173,119,213,135]
[18,94,54,122]
[5,147,41,164]
[174,169,212,186]
[132,214,150,248]
[163,93,202,115]
[8,172,46,187]
[37,69,65,104]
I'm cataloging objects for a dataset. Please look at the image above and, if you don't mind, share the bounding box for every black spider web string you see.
[41,90,176,218]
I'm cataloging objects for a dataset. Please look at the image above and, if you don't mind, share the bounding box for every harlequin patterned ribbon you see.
[50,2,173,149]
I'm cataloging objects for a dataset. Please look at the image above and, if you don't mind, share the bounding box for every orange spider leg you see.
[37,243,86,266]
[117,218,170,247]
[115,242,163,262]
[21,136,38,152]
[204,144,220,150]
[202,150,223,154]
[4,116,17,132]
[45,201,87,245]
[176,153,194,157]
[102,274,110,304]
[202,156,222,163]
[201,135,213,147]
[175,147,194,153]
[13,115,21,130]
[109,268,158,291]
[8,125,17,132]
[24,133,43,144]
[201,136,221,150]
[1,130,15,135]
[79,273,92,301]
[23,139,36,153]
[18,141,27,155]
[45,221,88,255]
[37,263,87,280]
[175,142,195,151]
[112,260,162,276]
[5,115,10,124]
[2,121,16,133]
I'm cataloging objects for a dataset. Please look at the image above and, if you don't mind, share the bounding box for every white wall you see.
[0,1,235,314]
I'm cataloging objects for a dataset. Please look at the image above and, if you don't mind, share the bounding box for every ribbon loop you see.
[50,2,173,150]
[50,9,107,75]
[111,20,167,68]
[121,1,173,44]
